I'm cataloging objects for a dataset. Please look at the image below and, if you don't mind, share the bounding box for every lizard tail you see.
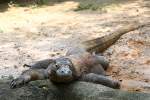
[82,23,145,53]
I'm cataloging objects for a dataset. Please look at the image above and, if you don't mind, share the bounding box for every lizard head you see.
[49,57,74,82]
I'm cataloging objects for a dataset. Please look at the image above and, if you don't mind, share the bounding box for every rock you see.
[0,79,150,100]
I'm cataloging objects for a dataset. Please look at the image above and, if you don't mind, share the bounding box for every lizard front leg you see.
[10,69,49,88]
[80,73,120,89]
[23,59,55,69]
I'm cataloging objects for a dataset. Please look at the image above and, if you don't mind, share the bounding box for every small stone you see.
[14,65,18,69]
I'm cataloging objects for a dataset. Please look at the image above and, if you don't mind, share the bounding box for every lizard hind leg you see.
[90,64,106,75]
[95,55,109,70]
[80,73,120,89]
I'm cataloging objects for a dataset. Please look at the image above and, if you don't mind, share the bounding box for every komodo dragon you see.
[10,23,145,89]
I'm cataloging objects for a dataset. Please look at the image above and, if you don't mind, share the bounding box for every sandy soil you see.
[0,0,149,92]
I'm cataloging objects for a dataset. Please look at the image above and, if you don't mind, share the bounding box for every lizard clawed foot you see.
[10,78,26,89]
[113,81,121,89]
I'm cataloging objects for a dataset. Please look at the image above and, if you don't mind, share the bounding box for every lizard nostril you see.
[68,70,71,74]
[61,70,64,73]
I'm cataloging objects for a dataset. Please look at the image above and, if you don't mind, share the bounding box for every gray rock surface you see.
[0,80,150,100]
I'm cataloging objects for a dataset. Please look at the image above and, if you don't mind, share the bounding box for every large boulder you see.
[0,79,150,100]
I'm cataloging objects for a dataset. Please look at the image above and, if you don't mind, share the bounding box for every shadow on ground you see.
[0,0,139,12]
[0,3,9,12]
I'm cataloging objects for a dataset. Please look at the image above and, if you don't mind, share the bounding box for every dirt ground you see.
[0,0,150,92]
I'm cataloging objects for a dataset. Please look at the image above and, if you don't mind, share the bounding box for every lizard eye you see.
[55,64,59,69]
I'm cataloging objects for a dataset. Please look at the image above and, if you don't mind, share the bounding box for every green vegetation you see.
[12,0,50,7]
[0,0,126,11]
[75,3,99,11]
[0,28,3,33]
[0,0,49,5]
[74,0,122,11]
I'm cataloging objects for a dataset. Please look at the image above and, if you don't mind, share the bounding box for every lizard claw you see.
[113,81,121,89]
[10,80,17,89]
[10,78,25,89]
